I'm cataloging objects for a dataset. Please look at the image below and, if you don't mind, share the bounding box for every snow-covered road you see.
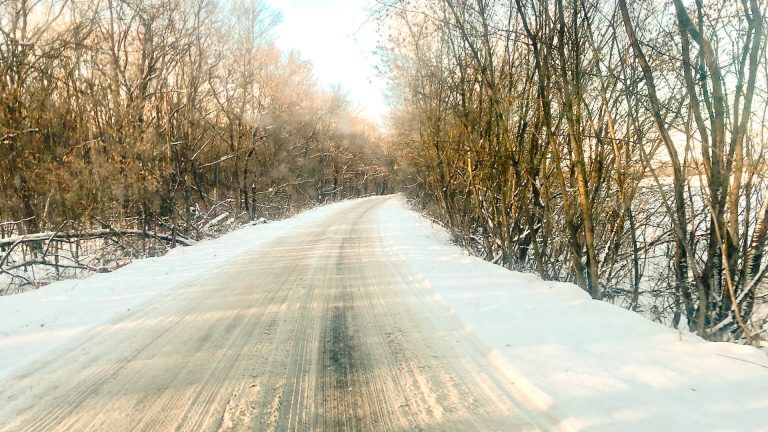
[2,195,767,431]
[0,196,538,431]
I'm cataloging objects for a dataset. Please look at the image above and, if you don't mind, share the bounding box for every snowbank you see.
[0,199,363,382]
[374,196,768,432]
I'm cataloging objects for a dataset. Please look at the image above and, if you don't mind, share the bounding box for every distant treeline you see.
[379,0,768,342]
[1,0,391,241]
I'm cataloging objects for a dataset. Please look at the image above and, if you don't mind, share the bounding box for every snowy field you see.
[1,195,767,431]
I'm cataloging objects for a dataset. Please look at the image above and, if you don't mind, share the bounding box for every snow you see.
[0,199,362,382]
[2,195,767,431]
[374,196,768,432]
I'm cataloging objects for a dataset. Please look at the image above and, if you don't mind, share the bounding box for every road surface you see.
[0,197,539,431]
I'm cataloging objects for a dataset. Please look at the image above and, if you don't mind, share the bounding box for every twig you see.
[716,354,768,370]
[5,259,98,273]
[0,228,196,248]
[0,236,26,269]
[0,216,35,228]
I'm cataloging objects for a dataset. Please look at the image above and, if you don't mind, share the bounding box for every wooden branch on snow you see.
[0,268,32,288]
[4,259,99,273]
[0,237,25,269]
[0,216,35,228]
[0,229,196,249]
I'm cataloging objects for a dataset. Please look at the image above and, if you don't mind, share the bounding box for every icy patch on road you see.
[0,199,363,382]
[374,196,768,432]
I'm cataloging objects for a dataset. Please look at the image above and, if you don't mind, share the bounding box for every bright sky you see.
[265,0,389,125]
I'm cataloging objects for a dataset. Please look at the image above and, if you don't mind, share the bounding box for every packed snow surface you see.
[1,195,767,431]
[0,199,362,382]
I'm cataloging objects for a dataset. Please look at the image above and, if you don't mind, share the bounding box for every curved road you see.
[0,197,539,431]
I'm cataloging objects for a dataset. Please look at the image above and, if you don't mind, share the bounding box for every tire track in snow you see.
[0,197,540,431]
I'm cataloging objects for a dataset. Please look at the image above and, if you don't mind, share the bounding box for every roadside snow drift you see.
[374,197,768,432]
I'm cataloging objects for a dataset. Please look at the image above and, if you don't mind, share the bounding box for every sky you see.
[265,0,389,125]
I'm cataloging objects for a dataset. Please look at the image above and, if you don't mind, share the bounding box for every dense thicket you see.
[1,0,389,239]
[379,0,768,342]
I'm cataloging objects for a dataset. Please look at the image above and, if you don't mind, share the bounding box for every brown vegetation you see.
[378,0,768,343]
[0,0,390,290]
